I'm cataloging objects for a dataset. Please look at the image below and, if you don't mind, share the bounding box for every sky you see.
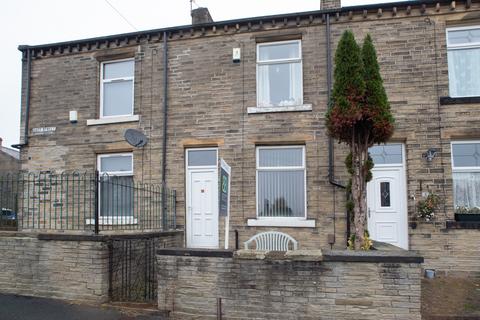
[0,0,403,148]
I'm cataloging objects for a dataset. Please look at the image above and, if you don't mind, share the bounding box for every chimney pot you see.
[191,7,213,25]
[0,137,2,147]
[321,0,341,10]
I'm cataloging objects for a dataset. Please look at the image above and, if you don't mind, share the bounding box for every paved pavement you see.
[0,294,166,320]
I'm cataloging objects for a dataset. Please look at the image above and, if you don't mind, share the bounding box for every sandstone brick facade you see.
[0,231,184,303]
[157,249,423,319]
[0,232,109,302]
[15,1,480,273]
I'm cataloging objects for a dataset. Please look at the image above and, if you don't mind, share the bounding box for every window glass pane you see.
[257,62,302,107]
[448,48,480,97]
[257,170,305,217]
[369,144,402,165]
[259,42,300,61]
[448,28,480,45]
[104,60,134,79]
[100,155,133,173]
[259,147,303,167]
[380,182,391,207]
[103,80,133,116]
[453,172,480,209]
[100,176,134,217]
[188,150,217,166]
[452,143,480,167]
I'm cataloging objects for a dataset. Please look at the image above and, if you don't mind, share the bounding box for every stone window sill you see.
[87,115,140,126]
[247,104,312,114]
[247,218,315,228]
[86,217,138,225]
[439,96,480,105]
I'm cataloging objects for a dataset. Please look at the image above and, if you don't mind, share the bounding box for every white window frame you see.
[446,26,480,98]
[256,40,304,108]
[87,152,136,225]
[248,145,314,228]
[369,143,405,168]
[450,140,480,210]
[185,147,219,169]
[100,58,135,119]
[451,140,480,172]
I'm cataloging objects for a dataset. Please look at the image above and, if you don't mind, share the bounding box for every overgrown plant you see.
[455,206,480,214]
[347,230,373,251]
[326,31,394,250]
[417,193,440,222]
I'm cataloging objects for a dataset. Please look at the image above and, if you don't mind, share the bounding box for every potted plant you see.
[454,206,480,222]
[417,193,440,222]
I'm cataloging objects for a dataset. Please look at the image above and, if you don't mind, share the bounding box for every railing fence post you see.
[94,170,99,235]
[161,183,167,231]
[173,189,177,230]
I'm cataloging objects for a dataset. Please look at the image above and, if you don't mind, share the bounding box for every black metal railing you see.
[109,238,158,302]
[0,171,176,233]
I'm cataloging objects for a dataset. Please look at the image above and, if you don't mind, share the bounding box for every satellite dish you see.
[124,129,148,148]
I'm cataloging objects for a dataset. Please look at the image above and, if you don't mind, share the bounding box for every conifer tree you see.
[326,31,394,250]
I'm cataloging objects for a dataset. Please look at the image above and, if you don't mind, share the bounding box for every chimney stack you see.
[321,0,341,10]
[191,7,213,25]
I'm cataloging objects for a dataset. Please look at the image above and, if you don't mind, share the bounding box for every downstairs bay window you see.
[248,146,314,227]
[451,141,480,213]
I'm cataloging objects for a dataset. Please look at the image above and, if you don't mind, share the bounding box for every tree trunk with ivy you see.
[326,31,394,250]
[351,142,369,248]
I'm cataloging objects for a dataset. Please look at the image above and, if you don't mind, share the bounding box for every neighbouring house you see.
[9,0,480,280]
[0,137,20,227]
[0,137,20,173]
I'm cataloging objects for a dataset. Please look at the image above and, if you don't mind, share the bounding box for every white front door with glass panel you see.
[186,148,219,249]
[367,144,408,249]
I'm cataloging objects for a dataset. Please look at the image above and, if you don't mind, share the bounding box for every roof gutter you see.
[17,0,455,53]
[12,46,32,149]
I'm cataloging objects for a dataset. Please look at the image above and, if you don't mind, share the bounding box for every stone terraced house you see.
[11,0,480,278]
[0,138,20,173]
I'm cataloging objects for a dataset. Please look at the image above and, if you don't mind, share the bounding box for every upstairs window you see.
[451,141,480,212]
[100,59,134,118]
[257,40,303,107]
[256,146,306,218]
[447,26,480,97]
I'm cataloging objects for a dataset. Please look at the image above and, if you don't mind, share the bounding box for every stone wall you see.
[410,223,480,278]
[0,232,109,302]
[157,248,423,320]
[0,230,184,303]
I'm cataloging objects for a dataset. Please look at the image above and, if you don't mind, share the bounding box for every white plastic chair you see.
[244,231,298,251]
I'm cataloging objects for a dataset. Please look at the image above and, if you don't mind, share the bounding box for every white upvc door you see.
[186,148,219,249]
[367,144,408,250]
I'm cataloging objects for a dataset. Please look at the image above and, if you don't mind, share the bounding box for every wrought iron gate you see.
[108,238,157,302]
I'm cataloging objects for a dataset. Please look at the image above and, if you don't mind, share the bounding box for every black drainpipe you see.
[325,14,350,244]
[161,32,169,227]
[326,15,344,190]
[12,46,32,149]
